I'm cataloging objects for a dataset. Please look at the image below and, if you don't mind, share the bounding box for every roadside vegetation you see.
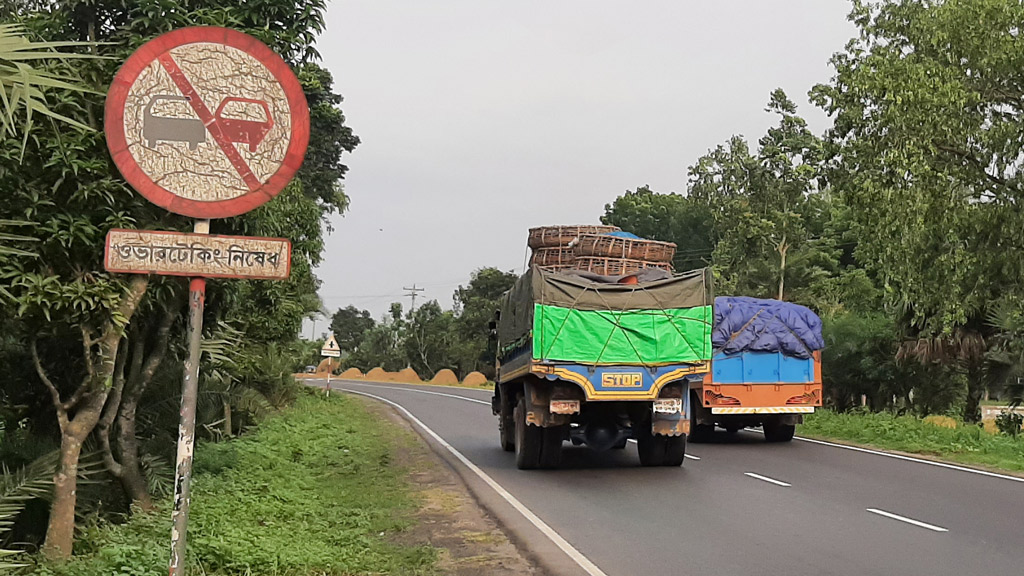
[800,410,1024,474]
[22,393,436,576]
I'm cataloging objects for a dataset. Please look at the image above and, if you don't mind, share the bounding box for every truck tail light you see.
[786,390,821,405]
[704,390,741,406]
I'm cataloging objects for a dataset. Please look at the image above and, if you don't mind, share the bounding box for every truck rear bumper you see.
[711,406,815,414]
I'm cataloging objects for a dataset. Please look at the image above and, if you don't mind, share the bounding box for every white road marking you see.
[338,381,492,406]
[744,472,791,487]
[743,427,1024,484]
[340,388,610,576]
[866,508,949,532]
[794,436,1024,484]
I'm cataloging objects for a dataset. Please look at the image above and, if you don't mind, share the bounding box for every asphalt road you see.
[309,379,1024,576]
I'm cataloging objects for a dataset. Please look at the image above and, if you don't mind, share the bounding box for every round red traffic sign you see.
[105,27,310,219]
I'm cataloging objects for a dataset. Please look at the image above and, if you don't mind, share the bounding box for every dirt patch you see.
[462,372,488,387]
[431,369,459,386]
[353,397,545,576]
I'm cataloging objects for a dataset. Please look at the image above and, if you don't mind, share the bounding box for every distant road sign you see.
[105,27,310,219]
[321,334,341,358]
[104,229,291,280]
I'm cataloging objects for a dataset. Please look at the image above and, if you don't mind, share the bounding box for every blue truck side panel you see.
[711,351,815,384]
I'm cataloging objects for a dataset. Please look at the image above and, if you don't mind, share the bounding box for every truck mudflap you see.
[533,361,709,401]
[652,408,691,437]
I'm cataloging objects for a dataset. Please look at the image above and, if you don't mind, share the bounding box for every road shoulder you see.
[355,395,548,576]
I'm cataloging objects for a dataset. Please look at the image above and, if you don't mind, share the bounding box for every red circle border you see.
[105,27,311,219]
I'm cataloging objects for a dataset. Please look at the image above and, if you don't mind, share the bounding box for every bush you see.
[995,410,1023,437]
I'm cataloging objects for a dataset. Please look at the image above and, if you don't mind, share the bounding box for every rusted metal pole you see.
[170,220,209,576]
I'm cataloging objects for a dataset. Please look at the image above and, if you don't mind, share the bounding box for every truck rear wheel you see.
[637,430,686,467]
[499,397,515,452]
[763,421,796,443]
[514,396,542,469]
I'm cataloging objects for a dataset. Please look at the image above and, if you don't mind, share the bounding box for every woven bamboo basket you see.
[530,247,576,268]
[574,233,676,263]
[527,225,620,249]
[574,257,672,276]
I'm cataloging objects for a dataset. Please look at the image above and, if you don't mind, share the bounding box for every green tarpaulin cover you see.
[533,304,712,365]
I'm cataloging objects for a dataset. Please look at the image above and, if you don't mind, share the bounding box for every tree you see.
[453,267,518,378]
[810,0,1024,420]
[601,186,716,272]
[346,304,407,373]
[701,90,831,302]
[404,301,460,378]
[329,305,375,353]
[0,0,357,558]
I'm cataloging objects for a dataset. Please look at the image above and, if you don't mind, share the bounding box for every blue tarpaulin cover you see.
[712,297,824,359]
[606,230,642,239]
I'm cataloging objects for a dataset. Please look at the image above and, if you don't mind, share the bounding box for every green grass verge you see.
[799,410,1024,473]
[29,394,436,576]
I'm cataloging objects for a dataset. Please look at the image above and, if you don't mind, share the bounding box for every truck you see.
[688,297,824,443]
[491,266,713,469]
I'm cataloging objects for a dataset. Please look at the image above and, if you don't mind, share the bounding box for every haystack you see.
[365,367,388,382]
[430,369,459,386]
[394,368,422,383]
[462,371,488,387]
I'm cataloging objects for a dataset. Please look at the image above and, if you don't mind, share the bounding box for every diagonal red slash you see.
[157,53,262,192]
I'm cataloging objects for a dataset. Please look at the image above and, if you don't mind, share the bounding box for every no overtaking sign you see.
[105,27,310,219]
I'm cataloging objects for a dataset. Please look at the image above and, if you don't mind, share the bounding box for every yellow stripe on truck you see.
[710,407,815,415]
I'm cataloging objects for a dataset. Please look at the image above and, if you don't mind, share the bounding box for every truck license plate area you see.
[653,398,682,414]
[550,400,580,414]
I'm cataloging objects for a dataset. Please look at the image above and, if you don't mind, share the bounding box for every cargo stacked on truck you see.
[492,264,713,469]
[689,296,825,443]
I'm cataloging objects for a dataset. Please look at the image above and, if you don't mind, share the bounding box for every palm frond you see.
[0,24,100,143]
[0,451,57,564]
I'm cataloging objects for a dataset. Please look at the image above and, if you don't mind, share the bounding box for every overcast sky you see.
[304,0,856,336]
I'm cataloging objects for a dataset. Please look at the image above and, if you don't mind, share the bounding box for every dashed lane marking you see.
[744,472,791,487]
[866,508,949,533]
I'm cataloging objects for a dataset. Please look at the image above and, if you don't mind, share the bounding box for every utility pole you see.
[403,284,425,314]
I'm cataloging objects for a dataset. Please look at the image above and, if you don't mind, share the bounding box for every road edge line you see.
[742,427,1024,484]
[341,388,609,576]
[793,435,1024,483]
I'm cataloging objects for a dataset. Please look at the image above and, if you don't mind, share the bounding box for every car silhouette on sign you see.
[143,94,206,150]
[214,97,274,152]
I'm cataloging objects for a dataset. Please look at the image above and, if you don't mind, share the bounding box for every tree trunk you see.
[116,395,154,510]
[42,389,108,559]
[964,361,984,423]
[777,236,788,301]
[42,430,84,559]
[223,396,232,437]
